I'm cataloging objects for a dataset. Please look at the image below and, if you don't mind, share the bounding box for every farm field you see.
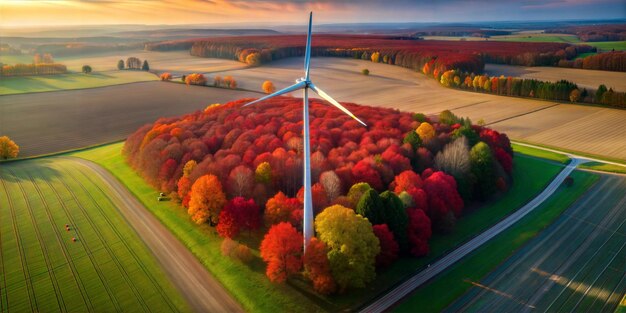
[584,41,626,51]
[394,169,599,313]
[69,140,563,312]
[56,49,247,74]
[485,63,626,92]
[446,174,626,313]
[579,162,626,174]
[0,158,188,312]
[423,33,582,43]
[0,81,257,157]
[0,70,157,95]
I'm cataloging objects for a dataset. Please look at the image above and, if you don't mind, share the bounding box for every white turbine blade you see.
[304,12,313,80]
[242,81,307,107]
[309,82,367,126]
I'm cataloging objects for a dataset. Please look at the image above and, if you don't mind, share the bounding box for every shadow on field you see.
[0,158,65,184]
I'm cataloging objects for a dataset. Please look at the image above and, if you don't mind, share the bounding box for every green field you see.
[0,158,188,312]
[492,34,581,43]
[0,70,157,95]
[579,161,626,174]
[70,141,565,311]
[0,54,35,65]
[512,143,570,164]
[395,169,599,312]
[585,41,626,51]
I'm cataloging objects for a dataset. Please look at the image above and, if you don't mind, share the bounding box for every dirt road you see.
[66,156,244,313]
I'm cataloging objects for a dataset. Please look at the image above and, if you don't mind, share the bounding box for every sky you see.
[1,0,625,27]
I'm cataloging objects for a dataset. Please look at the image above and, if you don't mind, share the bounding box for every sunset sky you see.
[1,0,624,27]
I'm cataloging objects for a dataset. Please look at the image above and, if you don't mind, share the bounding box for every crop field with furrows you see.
[485,64,626,92]
[446,175,626,313]
[0,158,188,313]
[0,81,258,157]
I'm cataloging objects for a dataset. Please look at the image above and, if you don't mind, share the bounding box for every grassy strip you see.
[578,161,626,174]
[0,159,188,312]
[0,71,157,95]
[69,142,324,313]
[616,295,626,313]
[512,139,626,164]
[585,41,626,51]
[394,169,599,312]
[512,143,570,164]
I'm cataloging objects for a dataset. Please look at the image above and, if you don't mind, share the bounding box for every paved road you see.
[446,175,626,313]
[360,158,583,313]
[66,156,244,313]
[0,81,258,157]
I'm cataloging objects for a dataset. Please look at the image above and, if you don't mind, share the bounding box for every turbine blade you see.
[309,83,367,126]
[304,12,313,80]
[242,81,307,107]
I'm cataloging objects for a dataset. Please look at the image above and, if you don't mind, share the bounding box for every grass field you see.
[70,141,564,311]
[0,54,34,65]
[585,41,626,51]
[492,34,581,43]
[0,158,188,312]
[512,143,570,164]
[69,142,325,313]
[446,174,624,312]
[395,169,599,312]
[0,70,157,95]
[579,162,626,174]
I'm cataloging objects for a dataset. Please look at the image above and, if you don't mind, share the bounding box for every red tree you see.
[217,197,261,238]
[372,224,399,267]
[303,237,336,294]
[260,222,303,283]
[352,158,383,191]
[264,191,302,226]
[407,209,432,257]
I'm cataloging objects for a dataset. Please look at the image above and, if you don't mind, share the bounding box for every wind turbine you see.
[242,12,367,251]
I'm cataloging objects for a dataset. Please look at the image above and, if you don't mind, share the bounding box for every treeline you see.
[558,51,626,72]
[546,24,626,42]
[147,35,583,73]
[434,69,626,108]
[0,63,67,76]
[482,45,595,67]
[33,43,141,57]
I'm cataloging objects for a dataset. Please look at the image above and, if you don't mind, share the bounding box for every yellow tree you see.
[315,205,380,292]
[183,160,197,177]
[416,122,435,142]
[262,81,276,94]
[0,136,19,159]
[246,53,262,66]
[370,52,380,63]
[188,174,226,225]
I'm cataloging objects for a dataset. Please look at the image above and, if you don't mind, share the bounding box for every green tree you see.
[595,84,607,102]
[142,60,150,71]
[403,130,422,150]
[346,182,372,208]
[356,189,384,225]
[315,205,380,292]
[470,142,496,200]
[361,68,370,76]
[82,65,92,73]
[379,191,409,252]
[117,59,124,70]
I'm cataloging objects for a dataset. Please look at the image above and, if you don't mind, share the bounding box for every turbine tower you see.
[242,12,367,251]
